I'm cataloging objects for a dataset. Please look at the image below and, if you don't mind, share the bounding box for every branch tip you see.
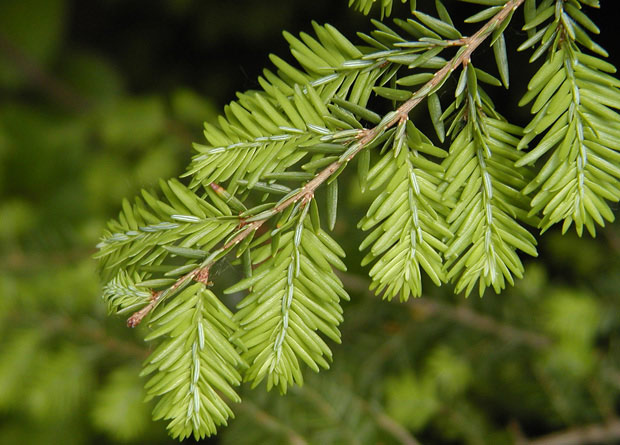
[210,182,223,193]
[195,267,211,285]
[127,303,154,327]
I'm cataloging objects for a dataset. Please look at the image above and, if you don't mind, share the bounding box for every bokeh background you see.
[1,0,620,444]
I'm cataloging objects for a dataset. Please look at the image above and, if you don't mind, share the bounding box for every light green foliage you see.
[441,65,538,296]
[232,220,349,392]
[359,123,450,301]
[91,0,620,441]
[102,270,152,315]
[517,0,619,235]
[99,19,424,438]
[95,178,239,284]
[349,0,414,17]
[143,283,244,440]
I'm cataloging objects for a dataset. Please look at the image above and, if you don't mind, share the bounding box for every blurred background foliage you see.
[0,0,619,444]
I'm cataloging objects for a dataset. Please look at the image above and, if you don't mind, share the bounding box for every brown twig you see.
[127,0,526,325]
[127,266,204,326]
[126,298,160,328]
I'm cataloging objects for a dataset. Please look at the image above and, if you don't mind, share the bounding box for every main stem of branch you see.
[127,0,525,326]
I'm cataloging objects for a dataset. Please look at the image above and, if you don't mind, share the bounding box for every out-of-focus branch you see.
[603,226,620,255]
[43,314,150,359]
[0,248,96,272]
[6,310,149,359]
[0,31,196,148]
[0,31,90,110]
[526,419,620,445]
[358,397,421,445]
[338,272,552,350]
[235,401,308,445]
[293,386,362,445]
[296,384,421,445]
[412,299,552,350]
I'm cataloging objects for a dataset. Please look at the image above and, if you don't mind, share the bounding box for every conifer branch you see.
[126,0,525,326]
[387,0,524,125]
[127,266,202,327]
[517,0,620,235]
[95,0,619,440]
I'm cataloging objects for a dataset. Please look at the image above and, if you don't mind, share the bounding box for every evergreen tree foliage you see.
[2,0,620,443]
[94,0,620,440]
